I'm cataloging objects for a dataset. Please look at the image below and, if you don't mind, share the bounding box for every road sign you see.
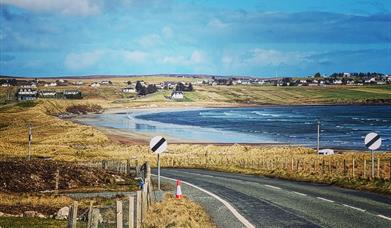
[150,136,167,154]
[150,136,168,191]
[365,132,381,151]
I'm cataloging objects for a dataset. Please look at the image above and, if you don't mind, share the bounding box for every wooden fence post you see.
[116,200,123,228]
[136,191,142,228]
[55,168,60,194]
[67,201,78,228]
[135,160,139,177]
[343,159,347,176]
[364,159,367,179]
[90,208,101,228]
[87,201,93,228]
[128,196,134,228]
[377,158,380,179]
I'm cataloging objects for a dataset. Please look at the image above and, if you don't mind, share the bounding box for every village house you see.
[1,83,11,87]
[90,82,100,87]
[17,88,37,101]
[171,91,184,100]
[39,91,57,98]
[63,90,82,99]
[73,81,84,85]
[122,87,136,93]
[100,80,112,85]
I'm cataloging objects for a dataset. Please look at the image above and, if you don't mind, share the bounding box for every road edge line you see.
[154,174,256,228]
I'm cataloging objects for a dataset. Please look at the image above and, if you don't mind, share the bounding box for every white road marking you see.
[316,197,334,203]
[292,191,307,196]
[342,204,366,212]
[153,174,255,228]
[264,184,282,190]
[377,214,391,221]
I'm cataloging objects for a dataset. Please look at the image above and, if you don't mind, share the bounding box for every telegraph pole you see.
[28,123,32,160]
[317,120,320,153]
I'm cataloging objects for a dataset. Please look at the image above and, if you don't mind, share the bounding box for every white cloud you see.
[207,18,228,29]
[161,50,206,66]
[2,0,101,16]
[137,34,162,47]
[64,50,103,70]
[190,50,205,64]
[123,50,148,63]
[248,48,309,66]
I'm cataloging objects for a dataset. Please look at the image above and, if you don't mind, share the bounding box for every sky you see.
[0,0,390,77]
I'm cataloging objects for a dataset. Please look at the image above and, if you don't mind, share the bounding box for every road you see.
[156,168,391,228]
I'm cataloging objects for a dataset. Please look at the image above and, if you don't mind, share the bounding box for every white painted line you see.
[377,214,391,221]
[342,204,366,212]
[264,184,282,190]
[292,191,307,196]
[316,197,334,203]
[153,174,255,228]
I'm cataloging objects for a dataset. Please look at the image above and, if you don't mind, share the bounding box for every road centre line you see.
[153,174,256,228]
[342,204,366,212]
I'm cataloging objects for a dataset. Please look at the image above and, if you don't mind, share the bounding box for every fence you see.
[68,162,154,228]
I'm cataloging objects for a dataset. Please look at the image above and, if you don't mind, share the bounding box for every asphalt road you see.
[155,168,391,228]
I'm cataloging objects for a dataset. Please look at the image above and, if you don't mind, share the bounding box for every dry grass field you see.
[0,99,390,194]
[144,193,216,228]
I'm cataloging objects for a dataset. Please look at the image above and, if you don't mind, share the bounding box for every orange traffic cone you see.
[176,180,182,199]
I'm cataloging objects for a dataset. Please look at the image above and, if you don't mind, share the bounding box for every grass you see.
[0,100,390,194]
[0,217,70,228]
[144,193,216,228]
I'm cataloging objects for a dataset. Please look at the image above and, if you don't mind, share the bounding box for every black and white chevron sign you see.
[364,132,381,151]
[150,136,167,154]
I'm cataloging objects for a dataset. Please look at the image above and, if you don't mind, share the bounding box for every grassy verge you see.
[144,193,216,228]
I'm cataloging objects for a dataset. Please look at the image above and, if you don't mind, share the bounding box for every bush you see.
[65,104,103,115]
[16,100,38,108]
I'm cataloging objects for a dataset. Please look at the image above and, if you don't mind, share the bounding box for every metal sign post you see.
[364,132,382,179]
[150,136,167,191]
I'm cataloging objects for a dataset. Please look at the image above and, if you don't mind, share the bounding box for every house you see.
[63,90,82,99]
[122,87,136,93]
[171,91,184,100]
[73,81,84,85]
[1,83,10,87]
[333,80,343,85]
[90,82,100,87]
[44,82,57,87]
[17,88,37,100]
[100,80,112,85]
[318,149,334,155]
[39,91,57,98]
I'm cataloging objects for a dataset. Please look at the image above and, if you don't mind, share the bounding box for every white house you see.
[318,149,334,155]
[122,87,136,93]
[90,82,100,87]
[171,91,184,100]
[1,83,10,87]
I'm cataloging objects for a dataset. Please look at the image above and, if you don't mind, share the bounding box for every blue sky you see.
[0,0,390,77]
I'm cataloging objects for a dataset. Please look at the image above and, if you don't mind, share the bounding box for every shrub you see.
[65,104,103,115]
[16,100,38,108]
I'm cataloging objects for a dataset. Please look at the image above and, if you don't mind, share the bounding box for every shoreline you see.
[71,105,390,152]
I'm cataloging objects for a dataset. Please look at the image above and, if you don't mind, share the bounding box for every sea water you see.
[81,105,391,150]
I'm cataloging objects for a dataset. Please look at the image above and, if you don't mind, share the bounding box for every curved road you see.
[156,168,391,228]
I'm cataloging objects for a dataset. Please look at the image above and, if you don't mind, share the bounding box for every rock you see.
[0,212,4,216]
[23,211,38,217]
[55,206,69,220]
